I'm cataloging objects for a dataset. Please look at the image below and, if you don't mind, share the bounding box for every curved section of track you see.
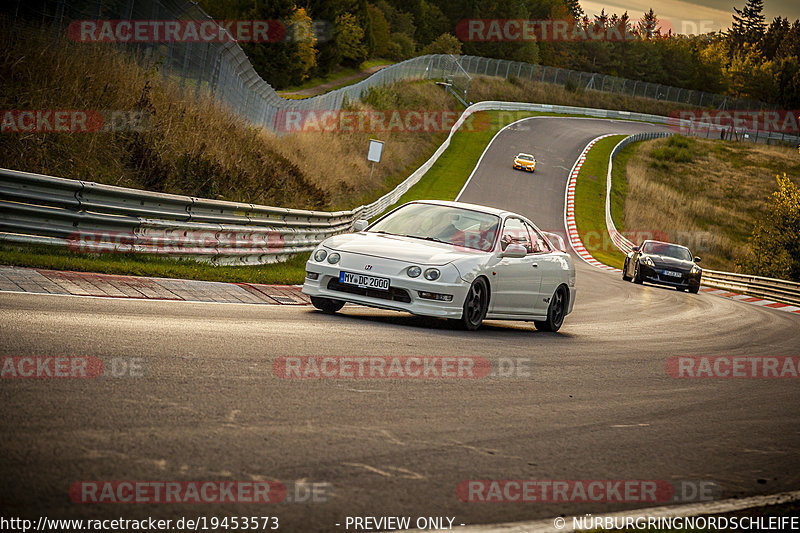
[1,117,798,532]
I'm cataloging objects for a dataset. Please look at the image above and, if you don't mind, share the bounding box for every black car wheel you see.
[310,296,345,314]
[633,261,643,284]
[622,259,632,281]
[689,285,700,294]
[535,286,567,332]
[460,278,489,331]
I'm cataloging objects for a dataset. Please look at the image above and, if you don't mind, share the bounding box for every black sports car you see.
[622,240,702,293]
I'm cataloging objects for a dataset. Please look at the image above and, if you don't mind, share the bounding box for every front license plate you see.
[663,270,682,278]
[339,271,390,290]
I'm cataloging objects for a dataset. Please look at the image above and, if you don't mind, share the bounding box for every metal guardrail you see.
[0,100,483,264]
[3,99,799,306]
[3,100,650,264]
[603,134,800,306]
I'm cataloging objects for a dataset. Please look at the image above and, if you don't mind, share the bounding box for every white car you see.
[302,200,576,331]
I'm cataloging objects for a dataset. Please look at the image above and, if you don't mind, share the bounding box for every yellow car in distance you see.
[513,152,536,172]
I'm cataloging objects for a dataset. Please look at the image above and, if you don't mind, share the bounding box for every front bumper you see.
[513,162,535,172]
[302,255,470,319]
[640,264,701,289]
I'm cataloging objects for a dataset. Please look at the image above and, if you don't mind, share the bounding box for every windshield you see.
[517,153,534,161]
[642,242,693,261]
[368,203,500,252]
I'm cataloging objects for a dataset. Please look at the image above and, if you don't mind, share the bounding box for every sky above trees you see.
[583,0,800,33]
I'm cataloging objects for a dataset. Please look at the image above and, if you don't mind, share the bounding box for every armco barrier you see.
[3,101,800,305]
[602,134,800,305]
[0,101,691,265]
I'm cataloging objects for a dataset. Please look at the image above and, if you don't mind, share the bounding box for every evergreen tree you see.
[729,0,766,49]
[563,0,584,20]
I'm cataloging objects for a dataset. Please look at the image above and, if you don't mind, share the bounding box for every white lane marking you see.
[343,463,424,479]
[423,490,800,533]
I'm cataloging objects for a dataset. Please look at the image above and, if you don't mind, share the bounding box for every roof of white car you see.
[412,199,519,218]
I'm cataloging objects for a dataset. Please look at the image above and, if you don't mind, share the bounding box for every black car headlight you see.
[691,265,701,275]
[642,257,655,267]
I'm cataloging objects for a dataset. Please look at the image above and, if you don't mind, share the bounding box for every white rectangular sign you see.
[367,139,384,163]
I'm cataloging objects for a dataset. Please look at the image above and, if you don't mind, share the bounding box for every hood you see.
[646,254,696,270]
[323,232,483,266]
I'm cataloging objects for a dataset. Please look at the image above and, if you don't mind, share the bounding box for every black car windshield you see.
[368,203,500,252]
[642,242,693,261]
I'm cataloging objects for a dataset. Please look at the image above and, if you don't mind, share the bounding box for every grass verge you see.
[622,136,800,271]
[573,135,628,270]
[0,244,309,285]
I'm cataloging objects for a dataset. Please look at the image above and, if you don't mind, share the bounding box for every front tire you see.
[535,286,567,332]
[689,285,699,294]
[460,278,489,331]
[633,261,643,284]
[310,296,345,314]
[622,259,632,281]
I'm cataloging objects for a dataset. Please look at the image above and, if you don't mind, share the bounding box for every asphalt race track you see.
[1,118,799,531]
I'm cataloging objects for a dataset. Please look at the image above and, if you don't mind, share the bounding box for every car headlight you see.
[691,265,701,274]
[327,252,341,264]
[313,249,327,262]
[424,268,440,281]
[642,257,655,267]
[407,266,421,278]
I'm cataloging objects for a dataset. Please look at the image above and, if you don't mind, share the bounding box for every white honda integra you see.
[302,200,576,331]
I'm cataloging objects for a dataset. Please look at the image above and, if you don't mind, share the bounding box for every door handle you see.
[532,263,538,268]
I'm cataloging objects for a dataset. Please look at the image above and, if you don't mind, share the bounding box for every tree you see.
[762,17,789,60]
[236,0,299,89]
[739,174,800,282]
[638,8,661,40]
[288,7,317,84]
[368,4,392,57]
[415,0,449,46]
[562,0,584,19]
[335,13,368,66]
[729,0,766,50]
[725,43,775,98]
[386,32,416,60]
[421,33,463,55]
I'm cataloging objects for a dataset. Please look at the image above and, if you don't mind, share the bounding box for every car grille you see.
[327,279,412,303]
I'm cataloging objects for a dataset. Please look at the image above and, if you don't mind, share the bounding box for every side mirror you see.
[632,246,640,252]
[500,243,527,259]
[353,219,369,232]
[694,256,701,263]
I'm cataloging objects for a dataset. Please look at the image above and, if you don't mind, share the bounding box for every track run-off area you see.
[1,117,798,532]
